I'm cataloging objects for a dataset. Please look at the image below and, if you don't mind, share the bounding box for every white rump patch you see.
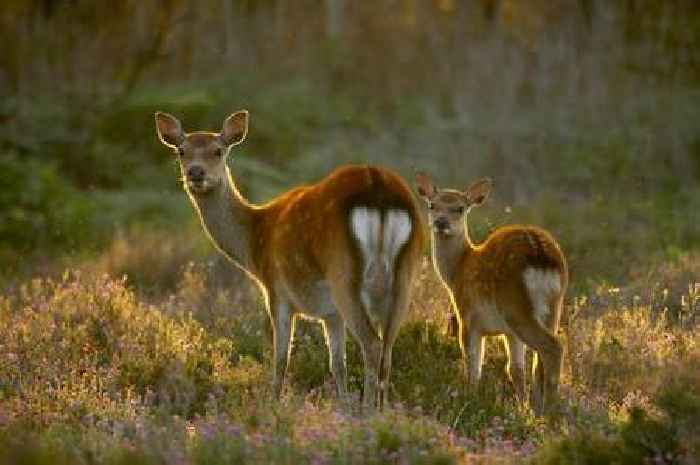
[383,210,412,264]
[523,268,562,326]
[350,207,382,260]
[350,207,412,335]
[350,208,412,268]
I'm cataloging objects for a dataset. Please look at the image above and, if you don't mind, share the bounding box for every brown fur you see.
[252,165,424,296]
[452,226,567,324]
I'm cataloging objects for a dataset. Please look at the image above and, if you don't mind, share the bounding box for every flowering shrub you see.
[0,261,698,464]
[533,357,700,465]
[0,271,265,427]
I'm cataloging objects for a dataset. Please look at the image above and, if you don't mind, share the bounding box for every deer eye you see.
[450,206,465,214]
[176,147,185,157]
[428,202,435,210]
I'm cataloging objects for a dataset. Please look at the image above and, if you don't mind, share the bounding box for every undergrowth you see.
[0,260,697,464]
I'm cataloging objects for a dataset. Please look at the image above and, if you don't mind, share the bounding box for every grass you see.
[0,248,698,464]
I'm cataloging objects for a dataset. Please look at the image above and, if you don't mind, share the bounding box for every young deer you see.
[155,110,425,408]
[415,173,567,415]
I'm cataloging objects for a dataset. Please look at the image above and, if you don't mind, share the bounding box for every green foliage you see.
[5,72,700,283]
[0,153,97,255]
[532,359,700,465]
[618,363,700,464]
[190,431,305,465]
[533,433,623,465]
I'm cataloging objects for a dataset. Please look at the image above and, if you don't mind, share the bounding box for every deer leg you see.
[469,331,485,386]
[330,283,382,411]
[499,282,564,416]
[506,316,562,415]
[505,334,527,403]
[270,297,294,398]
[358,333,382,411]
[532,295,564,413]
[377,264,416,409]
[460,319,485,386]
[322,314,347,400]
[532,351,545,414]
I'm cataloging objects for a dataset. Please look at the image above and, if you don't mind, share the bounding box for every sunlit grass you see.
[0,256,698,464]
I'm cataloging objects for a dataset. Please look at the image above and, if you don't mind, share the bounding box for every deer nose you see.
[434,217,449,230]
[187,166,205,182]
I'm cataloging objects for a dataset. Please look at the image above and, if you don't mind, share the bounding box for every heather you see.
[1,261,698,464]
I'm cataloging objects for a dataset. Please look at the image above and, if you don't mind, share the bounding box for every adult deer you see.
[415,172,567,415]
[155,110,425,408]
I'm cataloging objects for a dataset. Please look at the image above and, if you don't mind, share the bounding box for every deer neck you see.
[187,166,258,274]
[431,227,475,287]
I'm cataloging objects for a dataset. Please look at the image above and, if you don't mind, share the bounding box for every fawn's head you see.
[415,172,492,236]
[155,111,249,195]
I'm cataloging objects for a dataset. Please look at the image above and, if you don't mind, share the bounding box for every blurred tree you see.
[480,0,499,22]
[621,0,700,81]
[579,0,594,31]
[325,0,345,38]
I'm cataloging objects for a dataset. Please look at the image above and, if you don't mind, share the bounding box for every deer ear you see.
[220,110,249,147]
[155,112,185,149]
[464,177,493,206]
[415,171,438,200]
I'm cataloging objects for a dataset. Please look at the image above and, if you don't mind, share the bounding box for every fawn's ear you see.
[415,171,438,200]
[464,177,493,207]
[220,110,249,147]
[155,112,185,149]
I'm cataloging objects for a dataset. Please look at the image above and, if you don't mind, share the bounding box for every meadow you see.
[1,249,698,464]
[1,1,700,463]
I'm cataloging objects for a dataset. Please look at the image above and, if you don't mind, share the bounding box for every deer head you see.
[415,172,492,237]
[155,110,249,195]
